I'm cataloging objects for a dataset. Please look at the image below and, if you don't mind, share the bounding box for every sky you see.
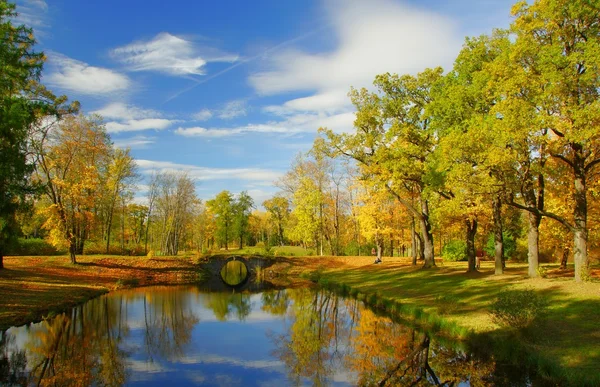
[14,0,516,206]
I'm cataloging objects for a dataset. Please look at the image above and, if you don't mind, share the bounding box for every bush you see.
[484,231,516,260]
[442,240,467,261]
[7,238,63,256]
[490,288,547,329]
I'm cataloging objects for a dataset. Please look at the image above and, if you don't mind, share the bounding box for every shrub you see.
[484,231,517,260]
[442,240,467,261]
[490,288,547,329]
[7,238,63,256]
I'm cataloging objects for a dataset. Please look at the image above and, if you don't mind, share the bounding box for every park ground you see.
[0,254,598,385]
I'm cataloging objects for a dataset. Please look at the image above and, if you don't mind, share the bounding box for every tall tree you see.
[35,114,111,263]
[323,67,443,268]
[505,0,600,281]
[103,148,137,253]
[232,191,254,249]
[0,2,45,268]
[263,195,290,247]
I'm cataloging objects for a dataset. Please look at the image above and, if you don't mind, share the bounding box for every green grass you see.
[311,261,600,386]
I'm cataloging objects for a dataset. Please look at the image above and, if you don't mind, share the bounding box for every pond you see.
[0,285,535,386]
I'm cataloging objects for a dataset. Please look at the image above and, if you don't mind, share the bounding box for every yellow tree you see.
[356,181,394,262]
[34,114,111,263]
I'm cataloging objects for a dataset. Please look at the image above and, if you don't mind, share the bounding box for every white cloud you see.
[136,160,282,182]
[91,102,177,133]
[264,89,351,116]
[218,100,247,120]
[113,135,156,149]
[175,111,355,138]
[111,32,238,76]
[105,118,174,133]
[45,53,131,95]
[249,0,460,97]
[193,109,213,121]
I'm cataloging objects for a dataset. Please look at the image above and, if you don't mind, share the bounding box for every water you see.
[1,286,533,386]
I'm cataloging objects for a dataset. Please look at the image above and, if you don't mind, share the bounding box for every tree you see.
[207,190,234,250]
[232,191,254,249]
[153,172,196,256]
[35,114,111,263]
[504,0,600,281]
[263,195,290,246]
[103,148,137,253]
[323,68,444,268]
[0,2,44,269]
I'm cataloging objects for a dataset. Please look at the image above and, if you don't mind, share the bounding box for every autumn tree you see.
[263,195,290,247]
[153,172,196,255]
[102,148,137,253]
[34,114,111,263]
[502,0,600,281]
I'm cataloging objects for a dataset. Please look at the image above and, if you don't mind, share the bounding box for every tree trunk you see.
[560,247,570,270]
[69,239,77,264]
[411,216,417,265]
[573,150,588,282]
[465,219,477,273]
[492,195,504,275]
[419,199,435,268]
[0,253,3,269]
[527,211,541,278]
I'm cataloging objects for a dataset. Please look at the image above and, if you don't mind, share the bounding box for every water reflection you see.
[220,260,248,287]
[2,286,532,386]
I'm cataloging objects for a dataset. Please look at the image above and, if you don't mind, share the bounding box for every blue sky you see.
[15,0,515,206]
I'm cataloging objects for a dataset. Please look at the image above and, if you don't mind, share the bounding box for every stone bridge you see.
[197,255,281,292]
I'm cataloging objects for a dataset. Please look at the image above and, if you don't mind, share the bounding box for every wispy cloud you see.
[91,102,177,133]
[218,100,247,120]
[111,32,237,76]
[175,111,355,138]
[45,53,131,95]
[13,0,49,32]
[192,109,213,121]
[136,159,283,182]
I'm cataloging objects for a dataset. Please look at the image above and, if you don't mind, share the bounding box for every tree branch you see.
[507,198,574,232]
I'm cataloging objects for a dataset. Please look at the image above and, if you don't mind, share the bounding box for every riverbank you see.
[286,256,600,386]
[0,255,203,330]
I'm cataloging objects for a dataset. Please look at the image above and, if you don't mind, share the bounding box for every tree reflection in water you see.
[270,288,501,386]
[2,286,529,386]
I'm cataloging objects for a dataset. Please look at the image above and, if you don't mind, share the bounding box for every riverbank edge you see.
[306,271,595,387]
[0,278,211,332]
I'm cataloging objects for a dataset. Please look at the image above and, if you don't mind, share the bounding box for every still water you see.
[1,286,531,386]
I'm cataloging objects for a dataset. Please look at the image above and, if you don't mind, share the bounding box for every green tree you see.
[263,195,289,246]
[232,191,254,249]
[0,2,45,268]
[323,68,443,268]
[207,190,234,250]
